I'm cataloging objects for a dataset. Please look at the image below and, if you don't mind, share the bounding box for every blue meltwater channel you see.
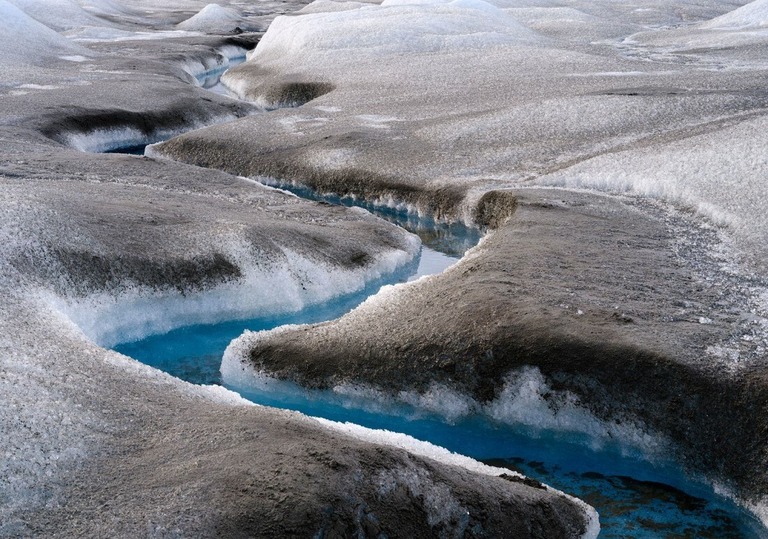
[110,62,765,537]
[113,195,764,538]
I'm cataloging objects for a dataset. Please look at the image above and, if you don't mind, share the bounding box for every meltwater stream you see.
[109,57,763,538]
[114,198,763,538]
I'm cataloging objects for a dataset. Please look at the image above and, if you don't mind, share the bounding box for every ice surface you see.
[6,0,111,31]
[314,417,600,538]
[250,0,541,63]
[538,114,768,265]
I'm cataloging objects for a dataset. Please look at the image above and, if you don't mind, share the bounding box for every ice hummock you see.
[250,0,541,63]
[699,0,768,29]
[176,3,245,33]
[0,0,91,65]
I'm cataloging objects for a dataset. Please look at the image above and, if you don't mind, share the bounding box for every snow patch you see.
[59,55,89,62]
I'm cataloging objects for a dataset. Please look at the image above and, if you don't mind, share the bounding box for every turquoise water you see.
[196,55,246,97]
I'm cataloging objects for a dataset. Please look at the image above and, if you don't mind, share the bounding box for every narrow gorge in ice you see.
[2,0,768,537]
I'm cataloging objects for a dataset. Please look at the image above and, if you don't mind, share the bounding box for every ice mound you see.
[251,0,541,63]
[177,3,244,33]
[699,0,768,29]
[0,0,90,65]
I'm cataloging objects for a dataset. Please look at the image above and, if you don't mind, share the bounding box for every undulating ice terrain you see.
[1,0,767,536]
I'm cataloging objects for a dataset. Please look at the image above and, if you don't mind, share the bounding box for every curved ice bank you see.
[313,418,601,539]
[56,59,257,153]
[254,175,485,256]
[537,113,768,270]
[47,239,419,348]
[217,187,768,532]
[224,334,668,462]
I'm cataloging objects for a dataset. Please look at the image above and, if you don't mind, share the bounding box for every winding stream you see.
[109,57,764,538]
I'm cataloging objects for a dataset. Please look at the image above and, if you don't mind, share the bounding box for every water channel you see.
[109,56,764,538]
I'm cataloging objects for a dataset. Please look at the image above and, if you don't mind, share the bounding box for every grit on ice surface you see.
[0,0,601,537]
[153,0,768,531]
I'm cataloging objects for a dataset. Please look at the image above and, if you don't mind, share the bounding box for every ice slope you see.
[699,0,768,29]
[0,0,90,64]
[176,3,244,32]
[251,0,541,63]
[538,113,768,265]
[6,0,112,31]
